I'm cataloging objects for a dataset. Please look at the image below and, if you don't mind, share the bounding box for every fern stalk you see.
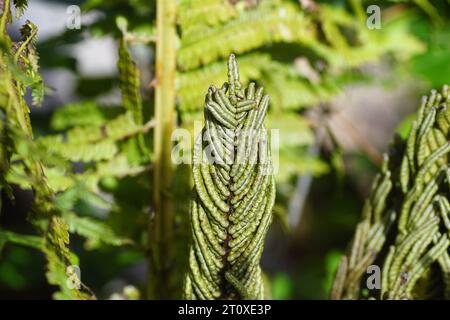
[149,0,177,299]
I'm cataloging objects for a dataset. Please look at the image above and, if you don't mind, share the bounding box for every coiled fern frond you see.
[183,54,275,300]
[331,85,450,300]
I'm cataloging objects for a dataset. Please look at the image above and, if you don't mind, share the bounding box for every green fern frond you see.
[50,101,121,131]
[14,20,45,106]
[307,4,425,70]
[178,1,315,71]
[178,0,424,73]
[184,54,275,300]
[178,0,239,37]
[13,0,27,19]
[258,60,339,112]
[19,21,37,44]
[43,137,118,162]
[38,112,148,162]
[331,85,450,300]
[387,0,444,24]
[117,35,143,125]
[266,113,328,182]
[178,53,269,113]
[62,212,133,250]
[44,216,94,300]
[8,151,151,195]
[0,1,96,300]
[116,19,149,163]
[178,53,339,113]
[51,153,149,192]
[0,229,44,251]
[73,153,151,191]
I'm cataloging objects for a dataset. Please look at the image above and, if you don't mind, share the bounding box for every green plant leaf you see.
[0,230,44,251]
[44,216,94,300]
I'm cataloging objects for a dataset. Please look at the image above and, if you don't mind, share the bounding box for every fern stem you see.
[148,0,176,299]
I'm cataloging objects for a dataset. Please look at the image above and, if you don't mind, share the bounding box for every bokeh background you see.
[0,0,449,299]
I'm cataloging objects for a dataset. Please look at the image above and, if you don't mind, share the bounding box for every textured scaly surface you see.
[184,54,275,300]
[331,86,450,300]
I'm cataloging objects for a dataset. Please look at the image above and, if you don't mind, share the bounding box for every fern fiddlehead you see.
[183,54,275,300]
[331,85,450,300]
